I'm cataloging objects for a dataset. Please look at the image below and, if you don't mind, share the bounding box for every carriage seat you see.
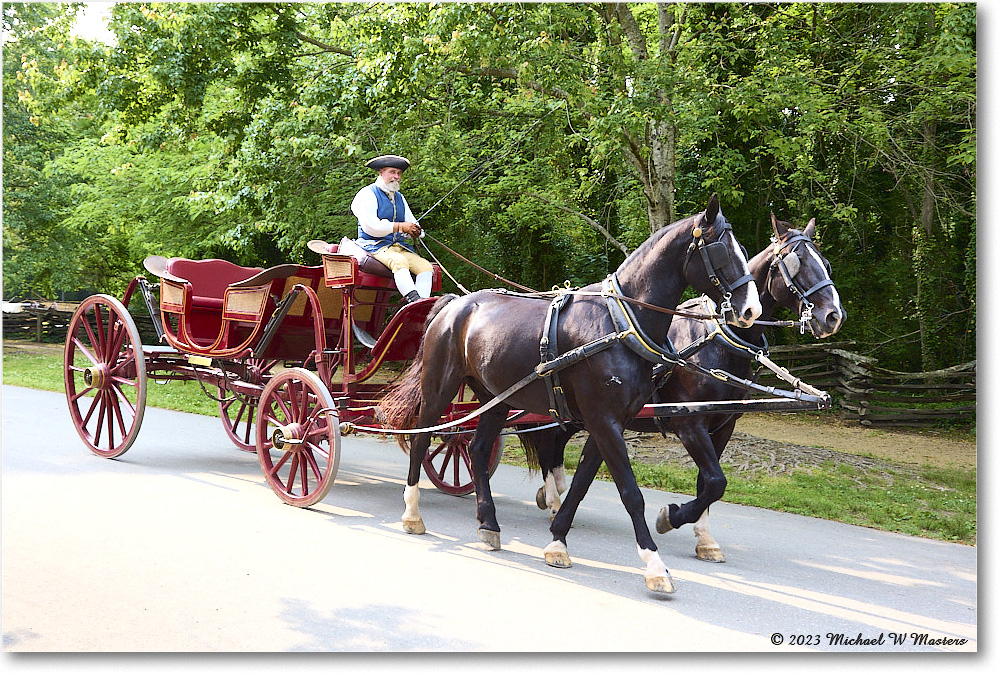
[306,238,442,292]
[143,256,264,311]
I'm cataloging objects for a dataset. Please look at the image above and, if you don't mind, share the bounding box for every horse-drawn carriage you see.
[63,195,842,594]
[63,238,504,506]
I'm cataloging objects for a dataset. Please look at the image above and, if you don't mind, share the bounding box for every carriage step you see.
[351,322,376,349]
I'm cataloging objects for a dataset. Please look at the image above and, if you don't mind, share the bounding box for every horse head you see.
[684,194,762,328]
[766,214,846,338]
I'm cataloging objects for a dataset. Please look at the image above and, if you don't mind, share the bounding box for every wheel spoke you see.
[71,386,96,402]
[94,305,107,355]
[285,454,301,493]
[273,389,293,424]
[271,449,292,474]
[109,380,137,416]
[80,314,99,356]
[93,393,107,447]
[70,336,100,369]
[104,393,117,450]
[108,351,137,381]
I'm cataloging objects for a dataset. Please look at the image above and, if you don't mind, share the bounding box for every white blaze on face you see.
[804,244,845,332]
[728,229,762,322]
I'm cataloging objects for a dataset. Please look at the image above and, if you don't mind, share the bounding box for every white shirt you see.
[350,177,421,239]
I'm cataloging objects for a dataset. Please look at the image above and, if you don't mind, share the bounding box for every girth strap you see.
[539,292,575,426]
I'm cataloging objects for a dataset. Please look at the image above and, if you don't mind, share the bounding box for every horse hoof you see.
[696,545,726,563]
[536,486,547,510]
[478,528,501,550]
[655,506,674,534]
[646,573,678,594]
[543,541,573,568]
[402,518,426,535]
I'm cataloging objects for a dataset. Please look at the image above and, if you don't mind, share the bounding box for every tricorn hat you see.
[365,154,410,171]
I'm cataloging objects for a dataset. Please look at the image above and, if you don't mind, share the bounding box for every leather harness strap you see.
[540,292,575,426]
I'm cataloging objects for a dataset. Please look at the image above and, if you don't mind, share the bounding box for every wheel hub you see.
[271,424,305,451]
[83,366,107,389]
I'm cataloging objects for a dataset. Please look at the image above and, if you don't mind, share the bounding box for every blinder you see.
[704,241,731,270]
[685,215,755,322]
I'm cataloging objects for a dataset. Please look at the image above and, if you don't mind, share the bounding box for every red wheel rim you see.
[256,369,340,507]
[424,433,503,496]
[63,295,146,458]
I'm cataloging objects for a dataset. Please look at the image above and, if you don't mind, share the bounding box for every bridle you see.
[684,215,756,321]
[768,233,835,333]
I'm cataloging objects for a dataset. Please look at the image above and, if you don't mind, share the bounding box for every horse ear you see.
[703,193,720,227]
[771,213,787,238]
[803,218,816,238]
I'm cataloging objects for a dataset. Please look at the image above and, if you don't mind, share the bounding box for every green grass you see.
[4,339,976,545]
[2,341,220,416]
[504,437,976,546]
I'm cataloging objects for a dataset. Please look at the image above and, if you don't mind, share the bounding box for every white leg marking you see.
[544,472,562,515]
[402,484,425,534]
[553,465,568,494]
[693,509,725,562]
[543,539,572,568]
[638,545,677,593]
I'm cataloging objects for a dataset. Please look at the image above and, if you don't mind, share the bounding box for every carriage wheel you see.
[218,358,275,453]
[423,433,504,497]
[255,368,340,507]
[63,294,147,458]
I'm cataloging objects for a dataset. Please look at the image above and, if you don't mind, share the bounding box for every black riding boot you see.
[404,290,421,304]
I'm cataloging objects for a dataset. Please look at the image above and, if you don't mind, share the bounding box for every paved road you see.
[2,385,977,652]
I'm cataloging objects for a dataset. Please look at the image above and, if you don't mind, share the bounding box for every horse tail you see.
[516,427,542,473]
[378,294,459,453]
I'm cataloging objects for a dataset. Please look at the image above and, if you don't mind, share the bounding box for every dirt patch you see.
[621,411,975,477]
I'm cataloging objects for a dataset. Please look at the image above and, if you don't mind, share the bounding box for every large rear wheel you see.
[256,368,340,507]
[64,294,147,458]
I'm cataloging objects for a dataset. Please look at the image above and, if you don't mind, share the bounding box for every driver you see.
[351,155,434,304]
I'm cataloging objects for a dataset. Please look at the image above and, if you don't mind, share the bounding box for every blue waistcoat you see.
[357,185,415,253]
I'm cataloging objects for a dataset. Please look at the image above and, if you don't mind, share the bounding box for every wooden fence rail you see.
[757,341,976,427]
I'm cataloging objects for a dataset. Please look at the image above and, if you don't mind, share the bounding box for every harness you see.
[769,233,835,333]
[344,221,827,437]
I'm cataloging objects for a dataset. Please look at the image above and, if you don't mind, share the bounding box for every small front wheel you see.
[63,294,147,458]
[256,368,340,507]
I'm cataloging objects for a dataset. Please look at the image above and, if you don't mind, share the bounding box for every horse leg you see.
[593,425,676,593]
[692,417,739,562]
[654,421,727,554]
[403,430,433,535]
[546,425,677,593]
[469,405,510,550]
[535,426,575,521]
[402,377,465,536]
[544,435,603,568]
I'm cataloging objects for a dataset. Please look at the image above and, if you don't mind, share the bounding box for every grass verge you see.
[3,339,976,545]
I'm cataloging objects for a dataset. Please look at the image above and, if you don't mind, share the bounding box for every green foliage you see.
[2,2,976,370]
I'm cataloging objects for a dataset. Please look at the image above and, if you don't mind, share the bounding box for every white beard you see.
[377,177,401,197]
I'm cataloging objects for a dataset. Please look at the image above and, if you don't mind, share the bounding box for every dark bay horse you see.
[521,215,845,562]
[379,194,761,594]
